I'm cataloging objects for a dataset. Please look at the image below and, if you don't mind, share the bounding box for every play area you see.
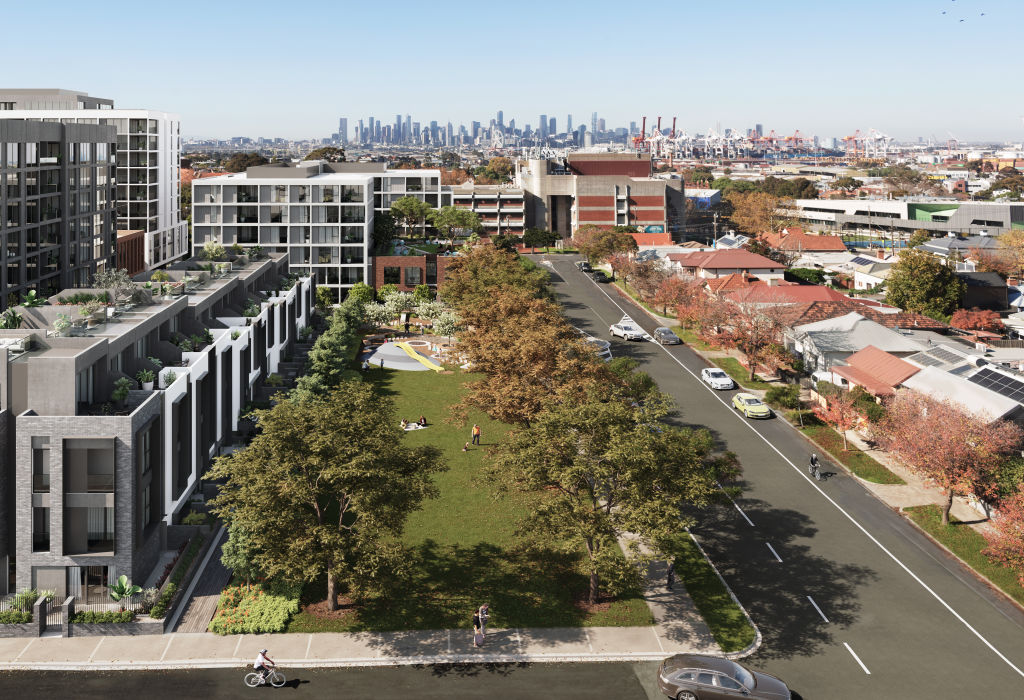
[360,334,466,372]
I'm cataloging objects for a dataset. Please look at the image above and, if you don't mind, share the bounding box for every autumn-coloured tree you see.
[950,308,1004,333]
[717,302,791,381]
[440,245,550,312]
[651,275,703,315]
[968,246,1015,278]
[998,229,1024,276]
[573,225,639,263]
[440,168,472,186]
[813,389,860,450]
[983,491,1024,586]
[626,259,669,300]
[877,390,1023,525]
[725,190,793,235]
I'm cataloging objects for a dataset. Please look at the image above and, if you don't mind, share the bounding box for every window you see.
[426,260,437,285]
[696,673,714,685]
[718,676,743,690]
[139,426,152,475]
[33,508,50,552]
[404,267,422,286]
[383,266,401,284]
[140,485,151,532]
[32,437,50,492]
[87,507,115,552]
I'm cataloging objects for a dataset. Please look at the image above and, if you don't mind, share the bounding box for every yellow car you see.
[732,392,772,419]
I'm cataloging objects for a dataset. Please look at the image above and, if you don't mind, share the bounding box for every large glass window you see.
[33,508,50,552]
[383,267,401,284]
[87,507,115,552]
[32,438,50,492]
[404,267,422,286]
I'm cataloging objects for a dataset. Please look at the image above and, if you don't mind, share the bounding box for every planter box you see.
[70,620,163,637]
[0,623,38,638]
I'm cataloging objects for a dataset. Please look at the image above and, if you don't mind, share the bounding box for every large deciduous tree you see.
[877,390,1022,525]
[716,301,790,381]
[950,308,1004,333]
[222,152,268,173]
[650,275,703,316]
[302,146,346,162]
[725,191,792,235]
[983,491,1024,586]
[522,227,559,252]
[884,248,965,318]
[390,196,432,240]
[490,390,726,604]
[814,389,861,450]
[208,384,445,610]
[430,206,483,248]
[440,245,550,311]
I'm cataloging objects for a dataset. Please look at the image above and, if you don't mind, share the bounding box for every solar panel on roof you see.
[969,367,1024,402]
[910,352,944,367]
[849,256,875,266]
[948,364,974,376]
[927,348,963,365]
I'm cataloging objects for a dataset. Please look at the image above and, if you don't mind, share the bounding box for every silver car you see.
[701,367,736,390]
[658,654,791,700]
[610,322,645,341]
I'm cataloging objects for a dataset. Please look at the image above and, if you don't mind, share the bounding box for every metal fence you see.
[83,594,143,613]
[46,603,64,630]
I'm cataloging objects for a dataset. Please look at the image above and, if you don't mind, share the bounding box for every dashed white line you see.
[651,626,665,653]
[87,637,105,663]
[159,635,174,661]
[578,267,1024,679]
[514,628,523,654]
[447,629,451,653]
[806,596,829,623]
[844,642,871,675]
[765,542,783,563]
[720,485,755,527]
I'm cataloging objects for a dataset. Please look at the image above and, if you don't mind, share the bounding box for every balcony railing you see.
[87,474,114,493]
[33,474,49,493]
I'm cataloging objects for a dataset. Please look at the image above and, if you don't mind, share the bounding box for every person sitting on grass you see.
[400,418,409,430]
[418,415,427,427]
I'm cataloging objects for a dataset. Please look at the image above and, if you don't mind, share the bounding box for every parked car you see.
[591,270,611,283]
[658,654,791,700]
[732,392,772,418]
[576,260,593,272]
[701,367,735,390]
[653,327,681,345]
[610,322,645,341]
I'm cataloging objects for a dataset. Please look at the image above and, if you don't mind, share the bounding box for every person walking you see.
[472,609,484,647]
[478,603,490,636]
[666,560,676,591]
[471,424,481,445]
[379,358,384,370]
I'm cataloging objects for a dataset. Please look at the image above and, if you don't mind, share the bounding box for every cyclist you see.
[254,648,275,684]
[809,453,821,480]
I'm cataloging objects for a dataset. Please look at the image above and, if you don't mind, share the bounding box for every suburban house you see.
[788,312,925,371]
[762,227,848,253]
[831,345,921,397]
[956,271,1009,311]
[667,249,786,280]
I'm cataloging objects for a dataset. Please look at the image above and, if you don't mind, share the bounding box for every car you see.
[591,270,610,283]
[700,367,735,390]
[658,654,791,700]
[610,322,645,341]
[732,392,772,418]
[653,327,681,345]
[576,260,593,272]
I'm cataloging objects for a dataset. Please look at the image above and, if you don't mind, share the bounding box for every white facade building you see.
[0,101,188,270]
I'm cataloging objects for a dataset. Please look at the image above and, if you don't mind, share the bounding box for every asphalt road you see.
[0,662,665,699]
[538,254,1024,699]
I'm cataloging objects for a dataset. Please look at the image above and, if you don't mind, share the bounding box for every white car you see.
[701,367,736,390]
[610,323,645,341]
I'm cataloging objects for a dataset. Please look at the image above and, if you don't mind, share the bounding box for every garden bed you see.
[677,534,757,653]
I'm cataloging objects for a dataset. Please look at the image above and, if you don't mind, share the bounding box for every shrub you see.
[851,388,886,423]
[0,610,31,623]
[136,369,155,385]
[230,242,244,255]
[151,270,170,283]
[231,330,241,340]
[208,582,301,635]
[265,373,284,387]
[243,301,260,318]
[765,384,801,410]
[139,587,160,613]
[112,377,135,402]
[147,356,163,369]
[203,241,226,261]
[815,380,841,398]
[70,610,135,623]
[162,370,178,385]
[149,583,176,619]
[182,512,209,526]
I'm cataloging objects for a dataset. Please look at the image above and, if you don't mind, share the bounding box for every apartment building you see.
[193,161,444,304]
[0,253,312,598]
[0,89,189,271]
[789,198,1024,237]
[450,184,525,237]
[1,120,117,310]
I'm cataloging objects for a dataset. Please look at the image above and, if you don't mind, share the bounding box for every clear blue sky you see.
[6,0,1022,141]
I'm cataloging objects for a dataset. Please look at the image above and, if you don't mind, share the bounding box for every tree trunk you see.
[841,429,848,451]
[589,571,599,606]
[942,489,955,526]
[326,572,338,611]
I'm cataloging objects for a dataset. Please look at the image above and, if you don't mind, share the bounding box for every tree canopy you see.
[572,225,639,263]
[522,227,560,251]
[303,146,346,162]
[884,248,965,318]
[390,196,432,239]
[726,190,793,235]
[430,206,483,246]
[222,152,268,173]
[373,211,398,254]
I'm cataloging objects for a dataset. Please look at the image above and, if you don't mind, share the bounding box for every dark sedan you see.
[657,654,790,700]
[591,270,611,283]
[653,326,681,345]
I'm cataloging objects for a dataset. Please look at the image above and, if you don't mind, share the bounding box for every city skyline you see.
[4,0,1024,141]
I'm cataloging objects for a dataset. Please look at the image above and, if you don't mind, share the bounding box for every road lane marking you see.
[806,596,829,623]
[87,637,104,662]
[844,642,871,674]
[515,628,523,653]
[766,542,783,563]
[579,268,1024,679]
[652,626,665,653]
[717,482,754,526]
[233,634,244,659]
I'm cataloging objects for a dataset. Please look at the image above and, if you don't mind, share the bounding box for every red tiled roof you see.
[778,299,948,332]
[704,273,788,294]
[672,249,785,270]
[762,230,848,252]
[728,285,850,304]
[832,345,920,396]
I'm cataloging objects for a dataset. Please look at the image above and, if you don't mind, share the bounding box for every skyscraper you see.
[497,110,503,129]
[755,123,763,137]
[338,117,348,145]
[368,117,376,143]
[591,112,598,134]
[549,117,556,136]
[567,114,572,133]
[539,114,547,139]
[404,115,411,144]
[597,118,606,132]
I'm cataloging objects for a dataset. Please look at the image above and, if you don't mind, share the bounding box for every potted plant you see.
[111,377,135,409]
[161,369,177,388]
[80,300,104,327]
[0,308,22,330]
[53,313,72,336]
[136,369,155,390]
[147,356,163,370]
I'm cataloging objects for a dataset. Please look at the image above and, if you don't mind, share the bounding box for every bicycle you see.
[244,668,286,688]
[808,460,823,481]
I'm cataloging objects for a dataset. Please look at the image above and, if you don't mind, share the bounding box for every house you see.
[919,233,1001,259]
[667,249,786,280]
[705,273,795,296]
[831,345,921,397]
[788,312,925,371]
[902,366,1023,423]
[762,228,848,253]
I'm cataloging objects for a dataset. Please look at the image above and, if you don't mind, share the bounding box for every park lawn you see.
[673,326,719,351]
[677,535,757,653]
[794,414,905,485]
[711,357,774,392]
[904,505,1024,607]
[286,368,652,633]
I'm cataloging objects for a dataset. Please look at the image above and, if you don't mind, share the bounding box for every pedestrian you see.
[472,609,483,647]
[462,442,469,452]
[379,358,384,369]
[471,424,481,445]
[478,603,490,636]
[666,560,676,591]
[404,321,411,335]
[361,359,369,372]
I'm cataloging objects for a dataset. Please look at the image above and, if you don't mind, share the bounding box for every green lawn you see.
[711,357,774,392]
[673,326,719,351]
[612,280,674,319]
[904,505,1024,606]
[792,414,905,485]
[286,368,651,632]
[677,535,757,653]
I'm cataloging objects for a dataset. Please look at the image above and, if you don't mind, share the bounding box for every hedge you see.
[0,610,32,623]
[208,582,301,635]
[70,610,136,623]
[150,532,205,619]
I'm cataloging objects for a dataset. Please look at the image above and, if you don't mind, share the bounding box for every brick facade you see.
[373,254,453,292]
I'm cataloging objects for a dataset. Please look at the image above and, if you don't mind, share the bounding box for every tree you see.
[92,268,137,304]
[622,258,669,300]
[412,284,434,304]
[983,491,1024,586]
[650,275,703,315]
[432,310,461,344]
[884,248,966,318]
[303,146,345,162]
[347,281,375,305]
[315,286,334,310]
[362,302,392,330]
[384,291,415,321]
[717,301,791,381]
[390,196,432,240]
[489,391,724,604]
[491,233,519,253]
[440,151,461,168]
[522,227,559,252]
[222,152,268,173]
[813,389,860,450]
[950,308,1004,333]
[726,190,791,235]
[998,229,1024,276]
[377,283,399,301]
[832,176,863,192]
[877,390,1022,525]
[373,211,398,254]
[220,525,263,586]
[907,229,932,248]
[413,300,445,323]
[208,384,445,610]
[440,245,550,311]
[430,206,483,248]
[572,225,638,263]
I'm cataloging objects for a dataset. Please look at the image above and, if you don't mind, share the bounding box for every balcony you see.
[88,473,114,493]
